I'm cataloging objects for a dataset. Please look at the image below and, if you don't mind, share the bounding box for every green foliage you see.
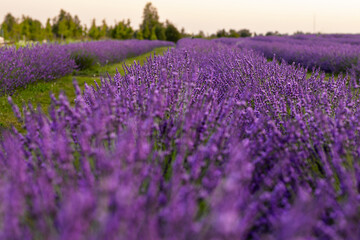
[52,9,83,40]
[213,28,252,38]
[20,16,44,41]
[58,19,69,39]
[2,13,21,40]
[71,15,83,38]
[44,19,53,40]
[88,19,100,40]
[143,23,151,39]
[140,2,160,40]
[155,24,166,40]
[266,31,281,36]
[216,29,227,38]
[228,29,240,38]
[1,10,85,42]
[99,20,108,39]
[165,21,181,43]
[1,23,7,39]
[0,3,185,42]
[70,51,97,70]
[136,30,144,40]
[238,29,251,37]
[193,31,205,38]
[150,28,157,40]
[111,20,133,39]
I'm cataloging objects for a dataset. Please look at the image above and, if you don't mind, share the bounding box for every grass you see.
[78,47,168,77]
[0,46,172,132]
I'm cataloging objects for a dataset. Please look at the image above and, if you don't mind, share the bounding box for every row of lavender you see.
[1,38,360,239]
[66,40,174,68]
[216,34,360,74]
[0,40,174,95]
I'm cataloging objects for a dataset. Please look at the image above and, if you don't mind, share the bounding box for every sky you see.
[1,0,360,35]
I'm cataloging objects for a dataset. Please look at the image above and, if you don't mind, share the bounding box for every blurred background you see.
[1,0,360,45]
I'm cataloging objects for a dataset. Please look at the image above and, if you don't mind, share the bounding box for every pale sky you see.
[1,0,360,35]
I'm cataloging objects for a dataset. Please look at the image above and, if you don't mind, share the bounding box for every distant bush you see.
[70,50,97,70]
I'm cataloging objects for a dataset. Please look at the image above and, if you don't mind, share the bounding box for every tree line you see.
[0,2,253,43]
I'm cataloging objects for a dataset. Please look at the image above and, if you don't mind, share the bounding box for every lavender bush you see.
[215,34,360,74]
[1,39,360,239]
[0,44,76,95]
[0,40,174,95]
[66,40,174,66]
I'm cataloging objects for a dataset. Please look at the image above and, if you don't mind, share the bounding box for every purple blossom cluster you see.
[0,40,174,95]
[2,38,360,239]
[0,44,76,95]
[215,34,360,74]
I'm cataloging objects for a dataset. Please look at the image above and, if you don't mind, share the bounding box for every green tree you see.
[52,9,67,38]
[83,25,88,37]
[265,31,280,36]
[20,16,31,40]
[228,29,240,38]
[72,15,83,38]
[1,13,20,40]
[143,23,150,39]
[194,31,205,38]
[21,16,44,41]
[293,31,304,35]
[140,2,160,40]
[180,27,190,38]
[88,19,100,40]
[111,19,133,39]
[12,22,21,41]
[52,9,80,40]
[238,29,251,37]
[154,24,165,40]
[216,29,227,38]
[165,20,181,42]
[135,30,143,40]
[99,19,108,39]
[30,19,43,41]
[150,27,157,40]
[0,24,5,39]
[44,18,53,41]
[58,19,69,40]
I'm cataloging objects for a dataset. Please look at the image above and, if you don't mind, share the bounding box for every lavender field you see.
[216,34,360,75]
[0,40,173,95]
[0,36,360,239]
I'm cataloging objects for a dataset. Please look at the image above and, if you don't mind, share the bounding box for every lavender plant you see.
[66,40,174,68]
[0,44,76,95]
[1,39,360,239]
[215,34,360,74]
[0,40,174,95]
